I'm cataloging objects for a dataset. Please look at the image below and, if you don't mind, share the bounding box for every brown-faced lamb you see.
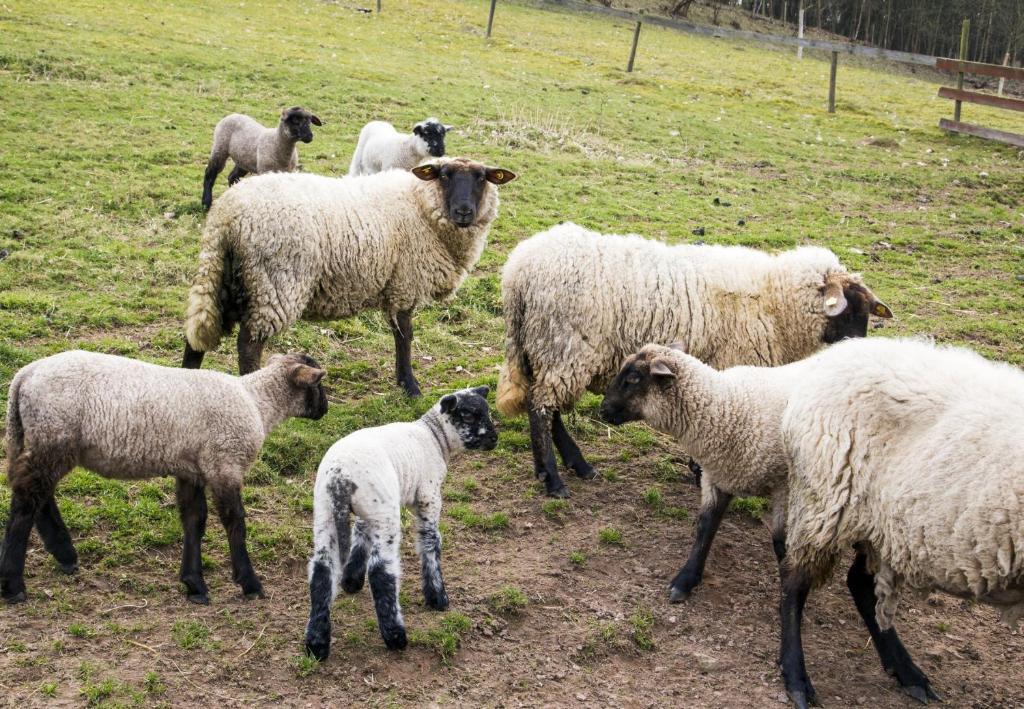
[182,158,516,396]
[201,106,323,210]
[1,350,327,605]
[497,221,892,498]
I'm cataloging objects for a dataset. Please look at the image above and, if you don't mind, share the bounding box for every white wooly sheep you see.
[201,107,323,210]
[777,337,1024,709]
[182,158,516,394]
[303,386,496,659]
[1,350,327,605]
[497,221,892,498]
[348,118,452,176]
[599,343,810,603]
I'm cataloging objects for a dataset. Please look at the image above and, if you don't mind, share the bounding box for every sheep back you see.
[783,337,1024,611]
[497,222,850,415]
[9,351,264,485]
[185,165,499,350]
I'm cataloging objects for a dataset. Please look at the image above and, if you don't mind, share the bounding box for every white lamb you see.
[182,158,516,396]
[303,386,497,659]
[497,221,892,497]
[348,118,452,176]
[777,337,1024,708]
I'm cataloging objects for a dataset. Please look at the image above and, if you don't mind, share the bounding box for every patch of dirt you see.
[2,440,1023,707]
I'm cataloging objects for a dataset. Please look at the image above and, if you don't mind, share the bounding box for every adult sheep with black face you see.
[182,158,516,395]
[496,222,892,498]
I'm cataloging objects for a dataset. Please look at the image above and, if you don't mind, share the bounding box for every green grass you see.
[730,496,770,519]
[0,0,1022,698]
[291,653,321,678]
[67,623,95,639]
[408,611,474,663]
[630,606,655,651]
[488,585,530,616]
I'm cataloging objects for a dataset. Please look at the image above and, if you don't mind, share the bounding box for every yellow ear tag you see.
[494,171,503,180]
[825,296,838,307]
[873,304,889,317]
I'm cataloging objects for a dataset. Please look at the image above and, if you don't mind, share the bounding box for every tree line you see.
[671,1,1024,65]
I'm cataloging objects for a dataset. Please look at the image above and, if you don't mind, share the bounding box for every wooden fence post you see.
[486,0,497,38]
[828,51,838,113]
[376,0,381,12]
[997,52,1010,96]
[954,19,970,122]
[627,15,643,72]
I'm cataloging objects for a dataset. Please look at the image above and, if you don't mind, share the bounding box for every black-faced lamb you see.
[1,350,327,605]
[496,221,892,498]
[348,118,452,176]
[599,343,807,603]
[182,158,516,397]
[201,106,323,210]
[777,337,1024,708]
[303,386,497,659]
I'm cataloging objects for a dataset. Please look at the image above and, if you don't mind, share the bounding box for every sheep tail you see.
[184,219,232,352]
[5,367,28,470]
[496,289,530,417]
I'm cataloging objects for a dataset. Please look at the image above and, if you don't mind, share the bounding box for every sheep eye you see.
[625,372,641,385]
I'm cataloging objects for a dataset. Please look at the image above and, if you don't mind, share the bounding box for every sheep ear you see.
[443,124,454,132]
[822,281,848,317]
[485,168,516,185]
[472,385,490,399]
[440,394,458,414]
[289,364,325,387]
[310,114,323,126]
[667,342,687,352]
[411,164,439,181]
[413,124,424,136]
[650,359,676,379]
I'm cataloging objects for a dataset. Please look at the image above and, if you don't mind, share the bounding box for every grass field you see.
[1,0,1023,705]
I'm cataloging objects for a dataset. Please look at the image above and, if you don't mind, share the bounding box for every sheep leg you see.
[367,519,407,650]
[212,486,264,600]
[0,489,44,603]
[847,549,939,704]
[304,480,353,662]
[34,495,78,574]
[528,405,567,498]
[341,519,370,593]
[668,485,732,602]
[390,310,421,397]
[176,478,210,604]
[202,155,227,210]
[237,324,264,375]
[181,341,205,369]
[551,411,595,480]
[227,165,248,186]
[415,503,448,611]
[779,567,820,709]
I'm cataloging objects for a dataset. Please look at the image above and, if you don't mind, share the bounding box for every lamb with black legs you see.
[304,386,497,660]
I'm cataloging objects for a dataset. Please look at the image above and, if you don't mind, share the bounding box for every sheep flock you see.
[2,62,1023,709]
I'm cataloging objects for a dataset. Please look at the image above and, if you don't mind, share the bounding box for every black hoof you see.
[243,589,266,600]
[341,575,365,595]
[546,486,570,499]
[381,626,408,651]
[304,639,330,662]
[425,590,449,611]
[668,585,692,603]
[399,380,422,398]
[187,592,210,605]
[570,462,596,480]
[58,561,79,575]
[904,684,941,704]
[3,590,27,605]
[787,690,811,709]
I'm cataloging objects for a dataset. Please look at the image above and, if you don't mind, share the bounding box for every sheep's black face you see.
[282,107,322,144]
[411,160,517,228]
[821,281,893,344]
[600,360,650,426]
[285,353,329,420]
[440,386,498,451]
[413,119,450,158]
